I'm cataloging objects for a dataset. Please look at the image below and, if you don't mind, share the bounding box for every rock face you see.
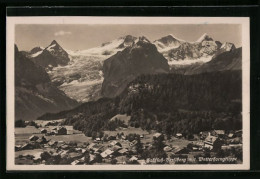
[101,36,169,98]
[15,45,78,121]
[185,47,242,75]
[31,40,70,68]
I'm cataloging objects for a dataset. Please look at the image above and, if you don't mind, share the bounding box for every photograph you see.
[6,16,250,170]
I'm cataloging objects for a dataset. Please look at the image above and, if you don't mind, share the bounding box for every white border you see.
[6,16,250,171]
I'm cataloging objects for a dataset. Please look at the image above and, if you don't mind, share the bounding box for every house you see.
[29,135,39,141]
[94,138,101,143]
[112,145,122,152]
[48,140,58,147]
[15,145,22,151]
[163,146,173,152]
[21,143,33,150]
[101,149,114,158]
[118,148,128,155]
[129,140,138,147]
[137,160,146,165]
[129,156,138,162]
[108,136,116,141]
[57,127,67,135]
[88,143,98,150]
[64,126,74,135]
[176,133,183,138]
[68,152,82,160]
[36,136,47,144]
[153,133,162,139]
[110,141,122,147]
[228,133,234,138]
[140,134,144,139]
[204,135,218,150]
[40,129,47,134]
[212,130,225,137]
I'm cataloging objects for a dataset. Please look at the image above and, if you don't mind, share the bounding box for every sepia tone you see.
[6,17,250,170]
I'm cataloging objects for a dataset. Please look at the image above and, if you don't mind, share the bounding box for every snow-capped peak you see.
[167,34,186,42]
[220,42,236,51]
[196,33,213,43]
[138,36,150,43]
[50,40,59,45]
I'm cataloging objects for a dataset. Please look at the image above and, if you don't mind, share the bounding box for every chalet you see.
[129,156,138,162]
[204,135,218,150]
[153,133,162,139]
[64,126,74,135]
[118,148,128,155]
[176,133,183,138]
[94,138,101,143]
[129,140,138,147]
[88,143,98,150]
[228,133,234,138]
[21,143,33,150]
[121,135,126,140]
[101,149,114,158]
[15,145,22,151]
[89,154,96,164]
[71,160,80,165]
[68,152,82,160]
[199,131,210,140]
[108,136,116,141]
[163,146,173,152]
[36,136,47,144]
[40,129,47,134]
[137,160,146,165]
[61,144,70,150]
[212,130,225,137]
[110,141,122,147]
[29,135,39,141]
[57,127,67,135]
[48,140,58,147]
[112,145,122,152]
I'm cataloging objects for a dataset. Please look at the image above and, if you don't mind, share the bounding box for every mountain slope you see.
[185,47,242,75]
[101,36,169,98]
[38,71,242,135]
[15,45,78,121]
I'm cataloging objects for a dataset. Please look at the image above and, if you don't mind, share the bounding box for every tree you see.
[15,119,26,127]
[135,138,143,156]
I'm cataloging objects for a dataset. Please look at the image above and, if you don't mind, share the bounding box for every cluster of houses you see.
[41,126,75,136]
[15,126,243,165]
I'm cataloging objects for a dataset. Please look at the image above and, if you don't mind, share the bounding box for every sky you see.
[15,24,242,51]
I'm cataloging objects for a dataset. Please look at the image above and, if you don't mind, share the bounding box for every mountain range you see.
[16,33,242,120]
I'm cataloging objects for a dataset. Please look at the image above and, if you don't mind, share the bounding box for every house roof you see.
[205,136,218,144]
[101,149,114,158]
[118,148,128,154]
[214,130,225,135]
[88,143,98,149]
[153,133,162,138]
[110,140,120,146]
[176,133,182,137]
[163,146,172,152]
[129,156,138,161]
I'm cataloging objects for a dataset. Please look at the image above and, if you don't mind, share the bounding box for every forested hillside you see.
[38,71,242,137]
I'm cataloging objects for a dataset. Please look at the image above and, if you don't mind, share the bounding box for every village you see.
[15,119,243,165]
